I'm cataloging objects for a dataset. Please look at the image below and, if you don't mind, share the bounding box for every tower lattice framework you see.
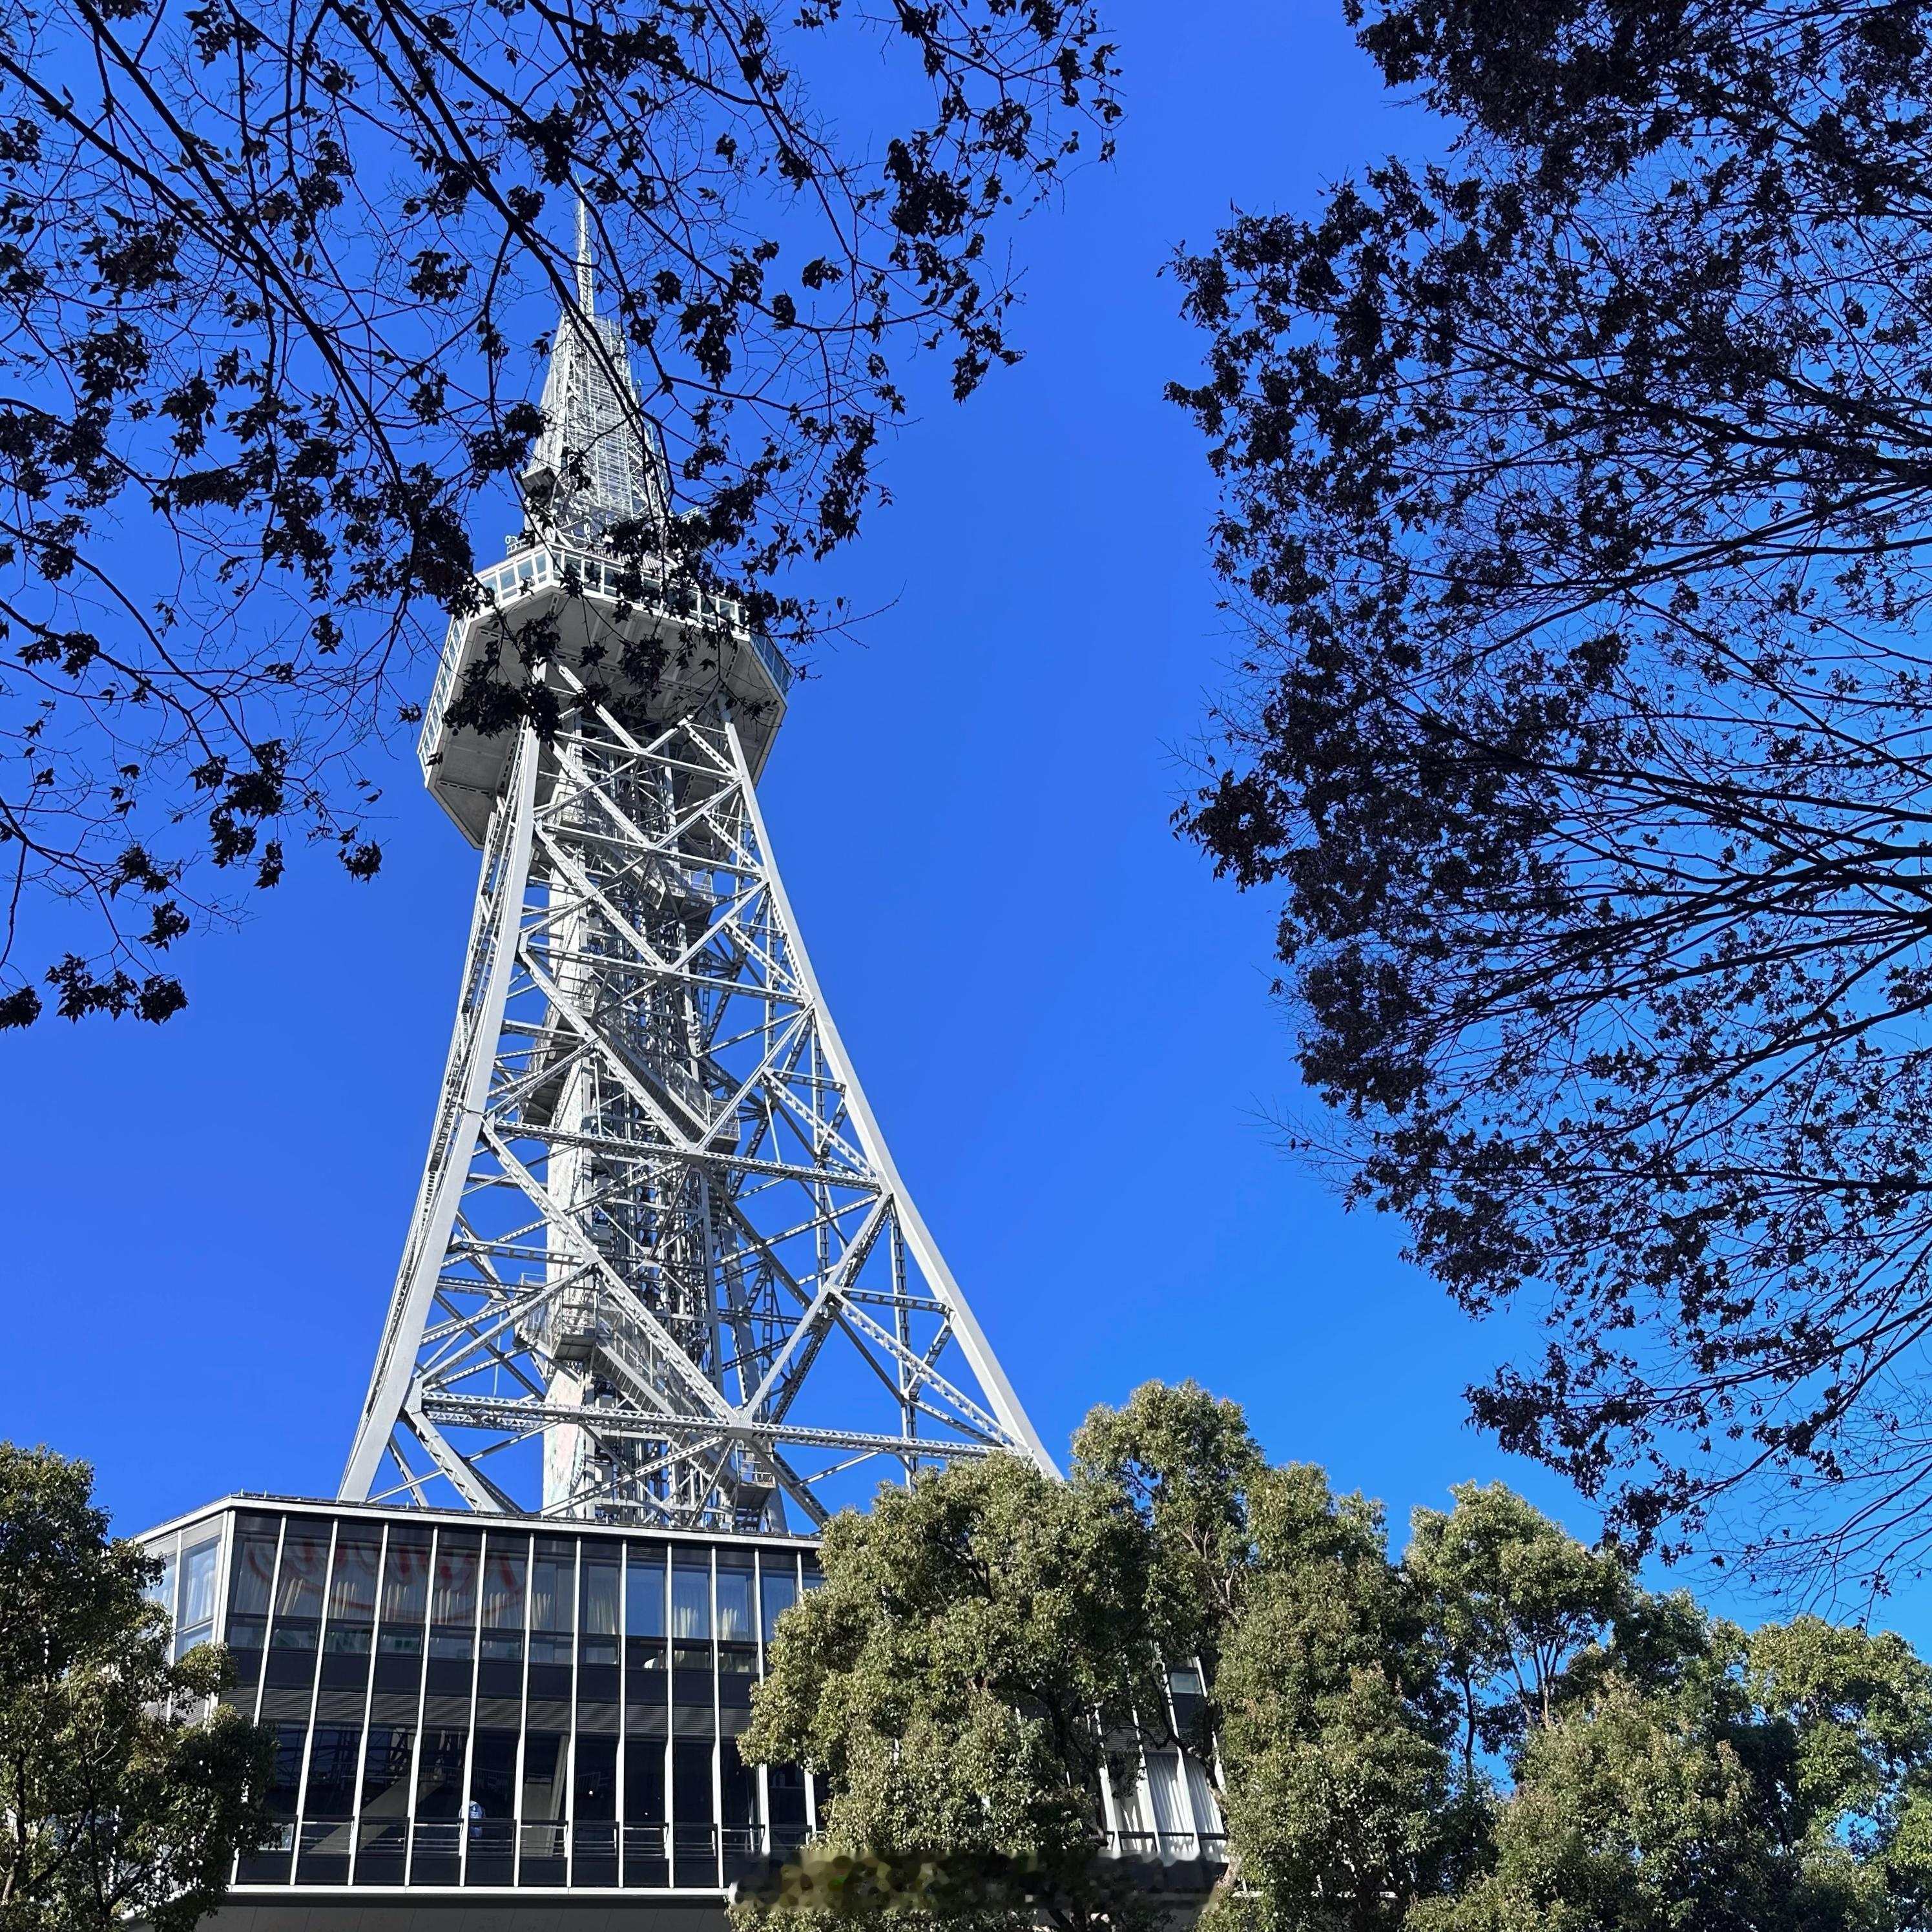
[340,228,1050,1532]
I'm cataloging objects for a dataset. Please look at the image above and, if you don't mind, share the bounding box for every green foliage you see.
[1416,1616,1932,1932]
[1210,1466,1463,1932]
[738,1453,1167,1932]
[1071,1379,1267,1668]
[741,1382,1932,1932]
[1407,1481,1630,1767]
[0,1443,273,1932]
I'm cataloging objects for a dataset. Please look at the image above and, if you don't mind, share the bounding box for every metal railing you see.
[420,545,792,774]
[1106,1829,1229,1864]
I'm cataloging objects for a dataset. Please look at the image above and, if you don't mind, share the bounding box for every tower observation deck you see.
[339,212,1052,1533]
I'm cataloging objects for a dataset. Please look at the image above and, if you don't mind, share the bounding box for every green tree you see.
[736,1453,1167,1932]
[1418,1616,1932,1932]
[739,1383,1932,1932]
[0,1442,273,1932]
[1407,1481,1631,1772]
[1209,1464,1463,1932]
[1169,0,1932,1588]
[1070,1379,1268,1687]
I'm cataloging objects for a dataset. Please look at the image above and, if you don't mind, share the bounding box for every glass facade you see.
[139,1501,823,1895]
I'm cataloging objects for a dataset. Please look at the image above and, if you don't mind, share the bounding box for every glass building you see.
[141,1498,823,1901]
[140,1496,1226,1915]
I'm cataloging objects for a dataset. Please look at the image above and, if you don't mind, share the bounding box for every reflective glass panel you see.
[276,1528,330,1619]
[431,1535,479,1624]
[431,1533,479,1661]
[625,1740,665,1820]
[530,1543,572,1663]
[671,1561,710,1639]
[360,1728,415,1816]
[715,1569,752,1643]
[672,1740,713,1822]
[575,1736,618,1822]
[144,1548,177,1621]
[523,1734,566,1820]
[481,1543,526,1628]
[760,1568,796,1645]
[625,1551,665,1638]
[383,1535,430,1625]
[328,1537,379,1622]
[720,1736,757,1826]
[470,1730,517,1819]
[532,1546,574,1632]
[305,1728,361,1819]
[415,1729,467,1820]
[267,1723,306,1817]
[581,1552,620,1657]
[179,1539,219,1631]
[229,1524,278,1618]
[380,1533,430,1655]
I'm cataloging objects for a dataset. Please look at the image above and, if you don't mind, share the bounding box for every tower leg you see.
[342,689,1051,1526]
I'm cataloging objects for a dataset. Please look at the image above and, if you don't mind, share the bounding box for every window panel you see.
[715,1568,752,1643]
[431,1534,479,1666]
[625,1551,665,1639]
[672,1739,714,1823]
[767,1762,808,1842]
[1145,1753,1187,1840]
[431,1535,479,1625]
[144,1548,178,1625]
[718,1648,756,1710]
[267,1723,307,1818]
[304,1728,361,1820]
[178,1539,218,1645]
[229,1522,278,1621]
[759,1568,796,1646]
[671,1561,710,1639]
[360,1728,415,1816]
[581,1552,619,1666]
[720,1737,757,1827]
[328,1539,379,1623]
[530,1543,573,1663]
[522,1734,567,1822]
[415,1729,468,1820]
[379,1533,430,1663]
[625,1740,666,1821]
[481,1541,526,1662]
[276,1528,329,1620]
[470,1730,518,1820]
[1185,1755,1223,1838]
[575,1736,618,1822]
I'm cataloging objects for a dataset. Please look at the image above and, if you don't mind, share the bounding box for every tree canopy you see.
[736,1450,1171,1932]
[736,1382,1932,1932]
[0,1442,273,1932]
[1169,0,1932,1591]
[0,0,1117,1026]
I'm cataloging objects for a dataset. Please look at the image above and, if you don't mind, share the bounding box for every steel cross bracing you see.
[342,676,1052,1530]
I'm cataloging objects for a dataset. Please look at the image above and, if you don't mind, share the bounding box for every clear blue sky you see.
[0,1,1847,1628]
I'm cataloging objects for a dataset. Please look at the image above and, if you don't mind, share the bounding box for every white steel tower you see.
[340,222,1052,1533]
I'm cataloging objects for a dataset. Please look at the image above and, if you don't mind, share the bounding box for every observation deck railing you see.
[420,543,793,777]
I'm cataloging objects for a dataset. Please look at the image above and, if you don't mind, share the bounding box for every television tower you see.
[340,211,1051,1533]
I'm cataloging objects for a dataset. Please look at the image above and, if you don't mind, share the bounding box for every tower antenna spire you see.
[574,187,596,315]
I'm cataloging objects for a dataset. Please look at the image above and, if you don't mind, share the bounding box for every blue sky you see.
[0,1,1820,1621]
